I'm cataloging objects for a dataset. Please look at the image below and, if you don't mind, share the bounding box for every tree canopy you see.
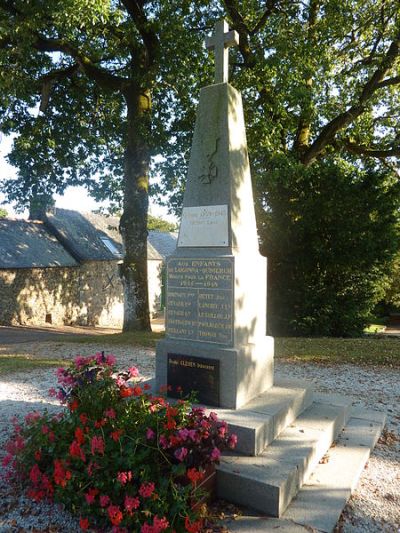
[0,0,214,330]
[1,0,400,335]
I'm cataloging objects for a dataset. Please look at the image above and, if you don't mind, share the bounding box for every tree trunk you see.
[119,87,152,331]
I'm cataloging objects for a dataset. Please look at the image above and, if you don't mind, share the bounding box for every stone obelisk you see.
[156,19,274,409]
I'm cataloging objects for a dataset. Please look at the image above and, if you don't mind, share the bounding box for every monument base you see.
[156,336,274,409]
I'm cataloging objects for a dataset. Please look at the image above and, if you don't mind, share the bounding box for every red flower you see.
[124,495,140,512]
[139,481,155,498]
[100,494,110,507]
[186,468,204,486]
[111,429,124,442]
[69,440,86,462]
[75,427,85,444]
[69,399,79,411]
[34,450,42,461]
[79,517,90,530]
[133,385,143,396]
[29,464,41,485]
[107,504,123,526]
[94,418,107,428]
[85,487,99,504]
[91,435,105,456]
[79,413,89,425]
[54,459,72,487]
[119,386,133,398]
[184,516,203,533]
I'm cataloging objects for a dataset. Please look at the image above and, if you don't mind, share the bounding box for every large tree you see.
[156,0,400,335]
[0,0,213,331]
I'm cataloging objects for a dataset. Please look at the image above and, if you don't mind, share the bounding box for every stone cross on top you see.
[206,19,239,84]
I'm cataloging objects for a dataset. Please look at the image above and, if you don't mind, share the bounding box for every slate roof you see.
[148,231,177,260]
[45,209,176,262]
[0,219,78,269]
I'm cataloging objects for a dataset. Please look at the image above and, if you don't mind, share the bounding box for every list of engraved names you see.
[166,258,234,345]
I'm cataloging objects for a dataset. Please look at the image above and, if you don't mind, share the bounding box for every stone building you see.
[0,209,176,328]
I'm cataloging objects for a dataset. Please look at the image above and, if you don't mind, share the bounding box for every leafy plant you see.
[3,354,236,532]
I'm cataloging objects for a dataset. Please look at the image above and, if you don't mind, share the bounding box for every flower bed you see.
[2,353,237,532]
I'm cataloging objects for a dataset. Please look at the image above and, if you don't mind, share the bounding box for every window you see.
[100,237,121,257]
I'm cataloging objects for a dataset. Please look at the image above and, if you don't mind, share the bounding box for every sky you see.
[0,135,176,223]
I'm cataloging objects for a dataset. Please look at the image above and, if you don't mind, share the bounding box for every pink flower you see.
[100,495,110,507]
[2,454,13,467]
[107,504,123,526]
[218,422,228,437]
[74,356,87,367]
[128,366,139,378]
[105,354,116,366]
[24,411,42,424]
[228,433,238,449]
[117,471,133,484]
[85,488,99,504]
[146,428,155,440]
[159,435,168,449]
[70,440,86,462]
[91,435,105,456]
[116,376,126,387]
[124,495,140,512]
[29,464,41,485]
[174,447,188,462]
[48,388,57,398]
[153,515,169,532]
[139,481,155,498]
[105,408,116,419]
[210,447,221,461]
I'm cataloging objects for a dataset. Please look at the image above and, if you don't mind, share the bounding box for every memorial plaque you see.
[167,353,220,406]
[178,205,229,247]
[166,257,234,345]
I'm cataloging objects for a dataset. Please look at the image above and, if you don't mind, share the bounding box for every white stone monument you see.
[156,19,274,409]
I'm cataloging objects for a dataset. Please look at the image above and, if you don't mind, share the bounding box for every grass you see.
[1,330,399,375]
[64,330,164,348]
[364,324,386,334]
[275,336,400,367]
[0,356,70,376]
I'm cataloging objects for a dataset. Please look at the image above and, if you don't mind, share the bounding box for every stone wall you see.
[78,261,124,328]
[0,267,80,326]
[0,259,164,328]
[148,259,164,318]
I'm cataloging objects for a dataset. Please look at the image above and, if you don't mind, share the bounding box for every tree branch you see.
[34,36,127,91]
[38,64,79,112]
[343,139,400,159]
[120,0,159,69]
[376,75,400,89]
[223,0,256,67]
[301,32,400,165]
[251,0,281,35]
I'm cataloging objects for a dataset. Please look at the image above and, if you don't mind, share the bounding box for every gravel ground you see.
[0,341,399,532]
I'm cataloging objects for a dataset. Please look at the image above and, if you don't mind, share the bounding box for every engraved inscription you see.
[198,137,219,184]
[177,205,229,247]
[168,354,220,406]
[166,258,234,345]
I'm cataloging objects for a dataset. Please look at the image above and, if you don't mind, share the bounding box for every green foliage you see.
[383,252,400,310]
[260,157,400,336]
[0,207,8,217]
[4,354,236,531]
[147,214,177,233]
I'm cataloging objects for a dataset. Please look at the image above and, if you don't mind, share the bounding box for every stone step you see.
[222,408,386,532]
[211,378,313,456]
[217,397,352,517]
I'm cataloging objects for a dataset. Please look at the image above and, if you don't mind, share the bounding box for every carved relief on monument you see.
[197,137,220,184]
